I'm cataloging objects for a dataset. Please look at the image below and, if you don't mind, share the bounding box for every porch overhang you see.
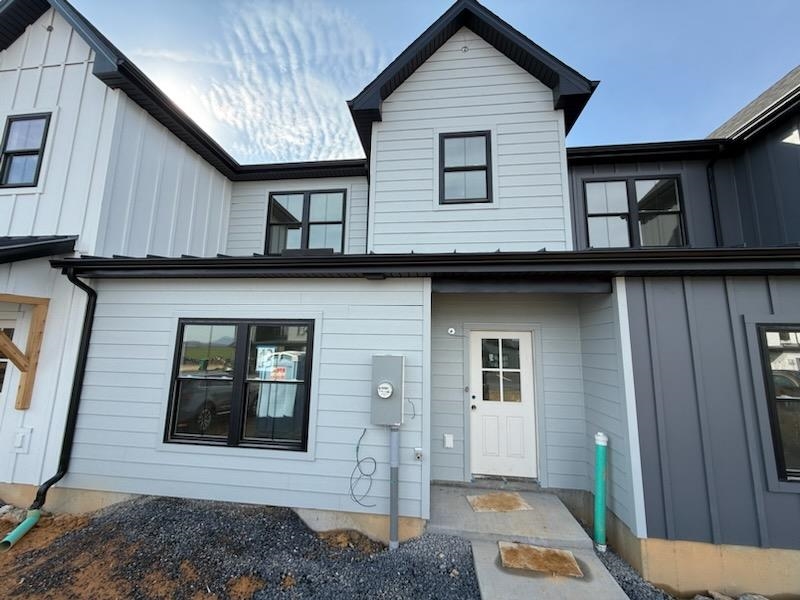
[0,236,77,264]
[50,247,800,280]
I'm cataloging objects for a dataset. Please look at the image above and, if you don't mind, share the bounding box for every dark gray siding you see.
[568,161,717,250]
[626,276,800,549]
[712,112,800,247]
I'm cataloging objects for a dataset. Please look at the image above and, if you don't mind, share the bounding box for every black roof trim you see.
[52,247,800,279]
[0,0,367,182]
[0,235,77,264]
[348,0,597,157]
[567,139,731,164]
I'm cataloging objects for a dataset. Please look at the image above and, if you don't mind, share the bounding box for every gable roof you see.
[348,0,598,157]
[0,0,367,181]
[709,65,800,141]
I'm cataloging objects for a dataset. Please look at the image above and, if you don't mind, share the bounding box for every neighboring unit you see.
[0,0,798,596]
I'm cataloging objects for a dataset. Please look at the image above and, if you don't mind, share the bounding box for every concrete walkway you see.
[429,484,628,600]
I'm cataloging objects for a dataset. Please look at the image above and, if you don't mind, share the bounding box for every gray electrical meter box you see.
[371,354,405,426]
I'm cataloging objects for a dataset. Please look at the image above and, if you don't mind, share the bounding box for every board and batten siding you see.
[65,278,430,518]
[430,294,588,490]
[626,276,800,549]
[96,94,231,258]
[0,8,118,254]
[226,178,368,255]
[369,27,572,254]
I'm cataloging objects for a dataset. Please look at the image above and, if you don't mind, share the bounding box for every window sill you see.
[157,438,315,461]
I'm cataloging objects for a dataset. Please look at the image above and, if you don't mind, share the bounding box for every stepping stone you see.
[498,541,583,578]
[466,491,533,512]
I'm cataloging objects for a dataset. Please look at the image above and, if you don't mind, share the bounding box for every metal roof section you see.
[347,0,598,157]
[0,235,77,264]
[567,139,730,164]
[709,65,800,141]
[52,247,800,279]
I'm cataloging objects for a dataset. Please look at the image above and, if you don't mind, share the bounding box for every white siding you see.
[369,27,572,254]
[96,95,231,257]
[0,8,118,254]
[430,294,587,489]
[64,278,429,518]
[0,258,86,487]
[227,178,369,255]
[578,291,636,531]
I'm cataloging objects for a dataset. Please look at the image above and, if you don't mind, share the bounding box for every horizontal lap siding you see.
[370,27,571,254]
[578,294,635,531]
[430,294,587,489]
[627,276,800,549]
[68,278,427,517]
[0,9,117,253]
[96,95,231,257]
[226,178,369,255]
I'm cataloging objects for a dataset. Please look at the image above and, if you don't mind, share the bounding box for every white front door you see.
[469,331,536,478]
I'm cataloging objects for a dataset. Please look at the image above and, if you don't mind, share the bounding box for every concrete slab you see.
[428,484,592,549]
[471,540,629,600]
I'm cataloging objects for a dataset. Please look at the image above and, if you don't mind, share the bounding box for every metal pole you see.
[389,425,400,550]
[594,431,608,552]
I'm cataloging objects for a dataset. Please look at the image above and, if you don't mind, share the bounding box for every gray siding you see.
[626,276,800,549]
[65,278,430,518]
[369,27,573,254]
[712,112,800,247]
[226,178,369,255]
[568,160,717,250]
[578,292,636,531]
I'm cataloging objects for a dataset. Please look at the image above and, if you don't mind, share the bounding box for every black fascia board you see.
[348,0,596,157]
[567,139,732,165]
[51,247,800,279]
[0,235,77,264]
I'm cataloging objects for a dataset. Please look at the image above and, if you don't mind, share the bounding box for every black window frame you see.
[164,318,315,452]
[265,189,347,255]
[756,323,800,482]
[583,175,687,249]
[439,131,492,205]
[0,113,51,188]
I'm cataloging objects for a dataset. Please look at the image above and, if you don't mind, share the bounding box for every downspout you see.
[0,268,96,551]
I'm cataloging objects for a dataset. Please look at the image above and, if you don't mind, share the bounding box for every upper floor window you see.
[757,325,800,481]
[267,190,345,255]
[0,114,51,188]
[584,177,685,248]
[165,319,314,451]
[440,131,492,204]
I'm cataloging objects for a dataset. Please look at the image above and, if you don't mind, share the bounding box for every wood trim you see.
[15,302,47,410]
[0,330,29,372]
[0,293,49,305]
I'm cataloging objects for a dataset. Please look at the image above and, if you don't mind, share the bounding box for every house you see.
[0,0,799,595]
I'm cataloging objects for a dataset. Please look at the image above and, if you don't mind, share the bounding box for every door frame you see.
[461,322,545,483]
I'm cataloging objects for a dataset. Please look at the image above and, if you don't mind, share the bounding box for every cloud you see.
[138,0,387,164]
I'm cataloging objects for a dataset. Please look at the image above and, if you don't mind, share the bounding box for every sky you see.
[70,0,800,164]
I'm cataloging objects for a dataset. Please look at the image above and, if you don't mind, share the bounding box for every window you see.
[166,319,313,451]
[0,114,50,187]
[0,327,16,393]
[440,131,492,204]
[267,190,345,254]
[584,177,685,248]
[757,325,800,481]
[480,337,522,403]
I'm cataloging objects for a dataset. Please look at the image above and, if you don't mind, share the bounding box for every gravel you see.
[7,496,481,599]
[593,545,674,600]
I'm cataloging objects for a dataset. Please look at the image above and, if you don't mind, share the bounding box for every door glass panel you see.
[503,372,521,402]
[501,339,520,369]
[482,339,500,368]
[482,371,501,401]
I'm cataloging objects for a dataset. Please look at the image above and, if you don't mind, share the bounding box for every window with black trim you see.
[584,177,685,248]
[757,325,800,481]
[266,190,345,254]
[0,327,16,392]
[166,319,313,451]
[0,114,51,187]
[440,131,492,204]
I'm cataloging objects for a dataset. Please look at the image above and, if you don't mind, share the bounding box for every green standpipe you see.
[0,510,41,552]
[594,432,608,552]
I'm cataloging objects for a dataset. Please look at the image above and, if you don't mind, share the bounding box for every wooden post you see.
[0,293,49,410]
